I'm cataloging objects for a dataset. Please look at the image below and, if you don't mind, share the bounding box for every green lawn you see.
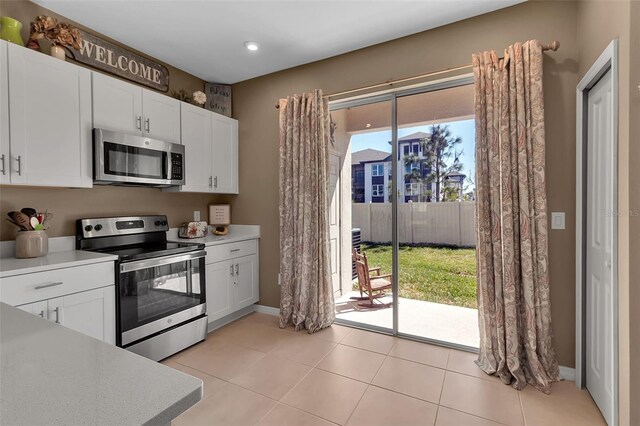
[359,243,478,309]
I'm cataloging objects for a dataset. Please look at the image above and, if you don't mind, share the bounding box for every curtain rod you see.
[275,40,560,109]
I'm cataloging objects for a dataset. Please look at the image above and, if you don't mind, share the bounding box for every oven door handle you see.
[120,250,206,273]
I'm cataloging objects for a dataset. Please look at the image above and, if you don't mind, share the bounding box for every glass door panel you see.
[395,83,479,348]
[331,99,394,332]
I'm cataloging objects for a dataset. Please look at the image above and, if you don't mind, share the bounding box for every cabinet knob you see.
[0,154,5,175]
[145,118,150,133]
[15,155,21,176]
[235,264,239,276]
[230,264,234,276]
[136,116,142,130]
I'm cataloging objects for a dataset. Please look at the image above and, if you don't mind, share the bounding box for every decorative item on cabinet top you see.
[27,15,82,61]
[0,16,25,46]
[29,21,170,91]
[204,83,231,117]
[170,89,207,107]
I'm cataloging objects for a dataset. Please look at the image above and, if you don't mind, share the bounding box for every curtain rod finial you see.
[546,41,560,51]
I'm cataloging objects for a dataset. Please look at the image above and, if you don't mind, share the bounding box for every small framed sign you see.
[204,83,232,117]
[209,204,231,225]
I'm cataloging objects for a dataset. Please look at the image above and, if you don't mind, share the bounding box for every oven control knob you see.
[161,220,167,226]
[84,225,93,232]
[94,224,103,231]
[155,220,161,226]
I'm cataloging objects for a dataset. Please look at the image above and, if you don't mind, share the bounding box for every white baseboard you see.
[559,365,576,381]
[253,304,279,316]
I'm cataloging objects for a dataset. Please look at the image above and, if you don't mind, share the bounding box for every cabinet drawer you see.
[205,239,257,264]
[0,262,115,306]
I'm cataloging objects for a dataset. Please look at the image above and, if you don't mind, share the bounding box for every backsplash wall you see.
[0,186,233,241]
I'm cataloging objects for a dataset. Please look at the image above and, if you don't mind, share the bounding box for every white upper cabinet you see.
[0,40,9,185]
[92,72,142,135]
[7,43,92,187]
[167,105,238,194]
[211,113,239,194]
[93,73,180,143]
[179,102,212,192]
[142,89,181,143]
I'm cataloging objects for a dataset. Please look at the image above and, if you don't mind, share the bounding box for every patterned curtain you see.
[278,89,335,333]
[473,40,559,393]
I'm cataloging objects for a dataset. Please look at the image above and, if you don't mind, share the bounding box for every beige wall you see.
[628,4,639,424]
[231,1,580,367]
[576,1,635,423]
[0,1,233,241]
[0,0,205,95]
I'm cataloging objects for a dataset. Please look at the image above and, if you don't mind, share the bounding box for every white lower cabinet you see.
[16,286,116,345]
[205,240,259,323]
[205,260,233,321]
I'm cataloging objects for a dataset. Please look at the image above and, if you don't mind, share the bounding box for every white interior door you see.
[329,152,341,295]
[586,68,614,425]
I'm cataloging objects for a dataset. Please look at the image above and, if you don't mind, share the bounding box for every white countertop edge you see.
[0,251,118,278]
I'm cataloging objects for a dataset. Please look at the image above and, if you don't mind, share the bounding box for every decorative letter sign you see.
[66,30,170,92]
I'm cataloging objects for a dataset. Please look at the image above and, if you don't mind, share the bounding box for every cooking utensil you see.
[20,207,37,218]
[37,211,53,225]
[30,217,39,229]
[6,218,21,228]
[8,211,33,230]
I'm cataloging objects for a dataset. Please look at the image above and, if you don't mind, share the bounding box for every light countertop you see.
[167,224,260,247]
[0,250,118,278]
[0,302,202,426]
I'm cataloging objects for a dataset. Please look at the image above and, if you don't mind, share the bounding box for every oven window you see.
[104,142,167,180]
[119,259,205,334]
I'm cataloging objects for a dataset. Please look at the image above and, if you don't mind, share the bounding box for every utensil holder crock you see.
[15,230,48,259]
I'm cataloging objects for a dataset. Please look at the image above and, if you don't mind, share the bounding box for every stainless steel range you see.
[76,215,207,361]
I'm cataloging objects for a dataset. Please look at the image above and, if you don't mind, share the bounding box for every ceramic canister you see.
[15,230,49,259]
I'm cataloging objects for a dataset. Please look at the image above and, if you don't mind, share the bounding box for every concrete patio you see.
[335,291,479,348]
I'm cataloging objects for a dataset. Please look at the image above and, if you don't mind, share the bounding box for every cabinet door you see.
[16,300,48,320]
[176,103,212,193]
[49,286,116,344]
[92,72,142,135]
[142,89,181,143]
[233,254,258,309]
[205,260,233,322]
[0,40,9,184]
[8,44,92,187]
[211,114,238,194]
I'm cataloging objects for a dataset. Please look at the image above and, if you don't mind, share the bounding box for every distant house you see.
[397,132,434,203]
[352,132,467,203]
[442,172,467,200]
[351,148,391,203]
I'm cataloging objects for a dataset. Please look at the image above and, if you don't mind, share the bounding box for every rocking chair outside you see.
[351,248,393,309]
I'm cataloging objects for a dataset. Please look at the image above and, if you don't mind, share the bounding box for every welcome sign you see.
[66,30,170,92]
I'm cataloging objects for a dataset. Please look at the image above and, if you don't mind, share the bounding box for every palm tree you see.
[420,124,463,202]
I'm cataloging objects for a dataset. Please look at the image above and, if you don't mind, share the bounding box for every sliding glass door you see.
[330,98,395,333]
[331,77,479,350]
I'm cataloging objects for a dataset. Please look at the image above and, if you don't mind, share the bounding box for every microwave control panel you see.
[171,153,183,180]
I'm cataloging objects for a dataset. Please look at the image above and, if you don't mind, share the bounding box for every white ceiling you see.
[33,0,524,84]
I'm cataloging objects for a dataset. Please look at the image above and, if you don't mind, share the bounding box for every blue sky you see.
[350,119,475,186]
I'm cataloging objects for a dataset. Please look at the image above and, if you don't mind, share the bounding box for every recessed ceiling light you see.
[244,41,259,51]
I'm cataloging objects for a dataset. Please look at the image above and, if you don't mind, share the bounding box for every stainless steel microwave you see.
[93,129,185,187]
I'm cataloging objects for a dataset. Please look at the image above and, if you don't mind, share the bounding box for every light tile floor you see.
[164,312,605,426]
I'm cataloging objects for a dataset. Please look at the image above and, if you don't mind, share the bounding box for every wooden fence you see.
[352,201,476,247]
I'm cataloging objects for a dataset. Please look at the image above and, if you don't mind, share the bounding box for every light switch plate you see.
[193,210,201,221]
[551,212,565,230]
